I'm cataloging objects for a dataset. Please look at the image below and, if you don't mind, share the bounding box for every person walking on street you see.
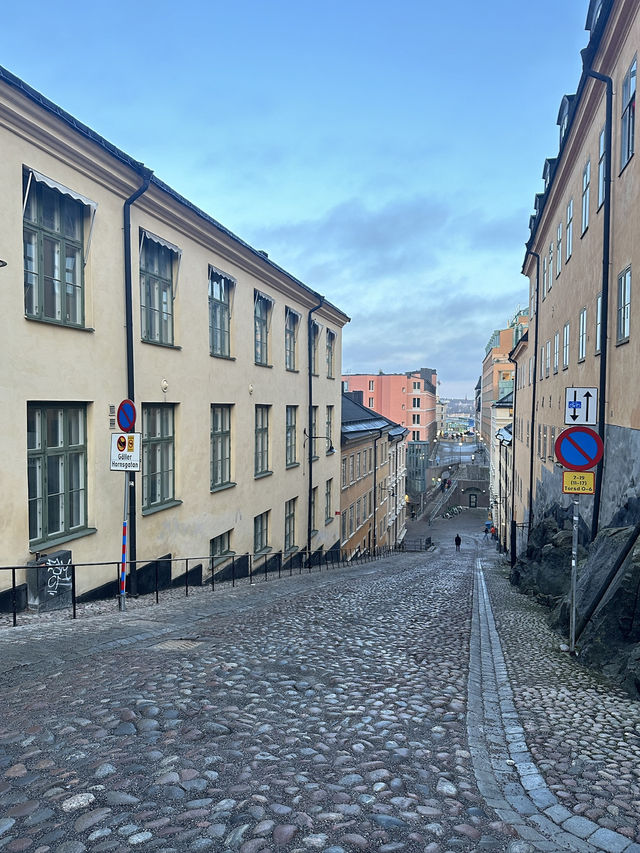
[483,527,489,542]
[455,534,461,551]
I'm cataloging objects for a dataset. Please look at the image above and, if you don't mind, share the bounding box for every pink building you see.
[342,369,438,444]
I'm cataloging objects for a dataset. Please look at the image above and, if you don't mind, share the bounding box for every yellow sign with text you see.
[563,471,595,494]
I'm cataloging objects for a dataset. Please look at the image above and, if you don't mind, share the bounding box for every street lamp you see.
[458,441,463,465]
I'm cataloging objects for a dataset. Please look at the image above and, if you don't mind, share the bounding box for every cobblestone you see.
[0,511,639,852]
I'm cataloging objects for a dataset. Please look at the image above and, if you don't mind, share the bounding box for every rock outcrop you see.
[511,517,640,698]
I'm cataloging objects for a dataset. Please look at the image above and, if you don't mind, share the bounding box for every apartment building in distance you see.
[0,65,349,610]
[341,368,438,444]
[514,0,640,551]
[340,393,408,554]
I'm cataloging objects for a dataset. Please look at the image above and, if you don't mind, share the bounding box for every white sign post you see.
[564,387,598,425]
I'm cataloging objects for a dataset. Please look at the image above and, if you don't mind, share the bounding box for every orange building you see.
[341,369,438,444]
[481,312,528,448]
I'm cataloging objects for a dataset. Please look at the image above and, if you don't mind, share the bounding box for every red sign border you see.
[117,399,136,433]
[554,426,604,471]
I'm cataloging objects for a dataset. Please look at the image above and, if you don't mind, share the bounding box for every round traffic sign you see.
[555,426,604,471]
[117,399,136,433]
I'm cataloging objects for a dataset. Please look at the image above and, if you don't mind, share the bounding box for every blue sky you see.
[2,1,590,397]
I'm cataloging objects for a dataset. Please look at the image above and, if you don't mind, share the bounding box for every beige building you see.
[340,393,408,554]
[520,0,640,545]
[0,65,349,609]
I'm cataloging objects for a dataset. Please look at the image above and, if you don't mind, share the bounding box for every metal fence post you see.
[71,563,77,619]
[185,558,189,597]
[12,568,17,627]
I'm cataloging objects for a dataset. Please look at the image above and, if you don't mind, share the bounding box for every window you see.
[27,404,86,545]
[23,175,86,327]
[618,267,631,342]
[598,128,606,208]
[286,406,297,466]
[621,58,636,168]
[595,292,602,353]
[545,340,551,377]
[368,397,374,407]
[548,243,553,291]
[579,308,587,360]
[326,405,333,452]
[412,414,421,425]
[142,405,175,510]
[325,479,332,523]
[310,322,320,374]
[140,235,176,345]
[556,223,562,275]
[255,405,270,475]
[348,504,354,536]
[349,454,355,482]
[563,323,570,368]
[356,452,361,479]
[311,487,318,534]
[542,256,548,298]
[341,457,347,488]
[211,405,232,489]
[341,512,347,543]
[254,511,269,553]
[539,347,544,380]
[209,268,233,357]
[284,498,296,552]
[554,331,559,373]
[413,381,420,390]
[254,291,272,364]
[582,160,590,234]
[326,329,335,378]
[210,530,232,565]
[412,397,420,408]
[356,498,361,528]
[412,430,420,441]
[369,380,375,391]
[285,308,299,371]
[566,199,573,260]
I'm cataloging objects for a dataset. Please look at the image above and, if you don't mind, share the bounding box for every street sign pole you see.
[570,496,579,653]
[119,475,129,611]
[114,399,138,611]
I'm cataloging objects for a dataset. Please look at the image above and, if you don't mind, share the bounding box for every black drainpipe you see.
[307,296,324,564]
[525,250,540,540]
[372,429,383,554]
[586,69,613,541]
[508,354,518,567]
[123,168,153,596]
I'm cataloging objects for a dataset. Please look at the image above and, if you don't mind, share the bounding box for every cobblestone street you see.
[1,510,640,853]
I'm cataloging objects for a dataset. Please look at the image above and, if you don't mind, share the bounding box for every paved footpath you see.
[1,510,639,853]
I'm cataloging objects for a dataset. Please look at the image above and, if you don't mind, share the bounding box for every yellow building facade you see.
[0,66,348,607]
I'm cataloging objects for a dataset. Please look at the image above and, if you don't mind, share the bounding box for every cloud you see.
[244,194,528,395]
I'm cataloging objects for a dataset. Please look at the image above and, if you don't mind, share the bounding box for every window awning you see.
[140,229,182,257]
[29,169,98,213]
[254,289,274,306]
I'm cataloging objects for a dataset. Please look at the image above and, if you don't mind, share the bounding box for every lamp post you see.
[458,441,463,466]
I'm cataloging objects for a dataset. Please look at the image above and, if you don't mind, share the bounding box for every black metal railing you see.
[0,545,394,628]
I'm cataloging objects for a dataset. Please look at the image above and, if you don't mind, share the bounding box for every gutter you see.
[585,69,613,540]
[123,168,153,596]
[306,297,324,564]
[372,429,384,553]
